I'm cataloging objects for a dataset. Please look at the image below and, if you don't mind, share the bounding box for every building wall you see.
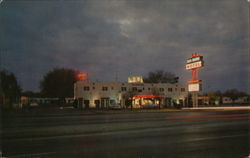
[74,81,188,108]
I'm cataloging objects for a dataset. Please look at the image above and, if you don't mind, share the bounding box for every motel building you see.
[74,76,188,109]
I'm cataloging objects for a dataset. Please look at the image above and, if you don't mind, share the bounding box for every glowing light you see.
[77,73,88,81]
[186,61,203,70]
[128,76,143,83]
[188,83,201,92]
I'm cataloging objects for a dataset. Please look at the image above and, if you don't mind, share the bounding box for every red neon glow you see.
[187,53,203,60]
[133,95,164,98]
[77,73,88,81]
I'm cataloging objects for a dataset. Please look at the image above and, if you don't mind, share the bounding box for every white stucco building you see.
[74,77,188,109]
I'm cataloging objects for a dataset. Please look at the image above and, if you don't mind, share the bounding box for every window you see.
[121,87,127,91]
[159,88,164,92]
[168,88,172,92]
[175,88,177,91]
[181,88,185,92]
[102,87,108,91]
[138,89,142,92]
[132,87,137,91]
[148,88,151,90]
[92,87,95,90]
[83,86,89,91]
[111,87,114,90]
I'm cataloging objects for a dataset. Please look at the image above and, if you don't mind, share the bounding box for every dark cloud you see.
[1,0,249,92]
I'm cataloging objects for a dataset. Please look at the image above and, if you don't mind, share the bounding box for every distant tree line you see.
[203,89,249,105]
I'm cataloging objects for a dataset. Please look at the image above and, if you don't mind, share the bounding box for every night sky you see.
[1,0,249,93]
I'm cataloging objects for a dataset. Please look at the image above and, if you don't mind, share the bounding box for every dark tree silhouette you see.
[40,68,78,99]
[143,70,179,83]
[21,91,41,97]
[0,70,21,107]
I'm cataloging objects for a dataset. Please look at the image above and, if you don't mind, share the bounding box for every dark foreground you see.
[1,109,250,158]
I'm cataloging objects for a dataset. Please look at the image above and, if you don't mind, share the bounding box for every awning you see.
[133,95,164,98]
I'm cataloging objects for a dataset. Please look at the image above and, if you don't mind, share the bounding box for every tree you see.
[143,70,179,83]
[0,70,21,107]
[21,90,41,97]
[203,90,222,105]
[40,68,78,99]
[223,89,247,105]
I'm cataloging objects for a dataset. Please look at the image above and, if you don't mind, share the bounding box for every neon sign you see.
[186,61,203,70]
[77,73,88,81]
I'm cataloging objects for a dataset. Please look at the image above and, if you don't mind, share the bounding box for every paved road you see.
[1,110,250,158]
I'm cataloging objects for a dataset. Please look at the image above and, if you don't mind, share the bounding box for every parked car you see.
[109,104,122,109]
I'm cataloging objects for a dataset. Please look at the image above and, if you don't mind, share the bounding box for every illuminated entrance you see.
[133,95,164,108]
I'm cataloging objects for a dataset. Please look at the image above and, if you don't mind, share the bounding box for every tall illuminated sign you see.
[186,53,204,107]
[186,53,204,87]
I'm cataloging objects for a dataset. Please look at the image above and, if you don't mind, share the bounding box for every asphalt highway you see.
[1,109,250,158]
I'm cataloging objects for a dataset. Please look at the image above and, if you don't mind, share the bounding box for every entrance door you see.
[95,100,100,109]
[78,98,83,109]
[84,100,90,109]
[101,98,109,109]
